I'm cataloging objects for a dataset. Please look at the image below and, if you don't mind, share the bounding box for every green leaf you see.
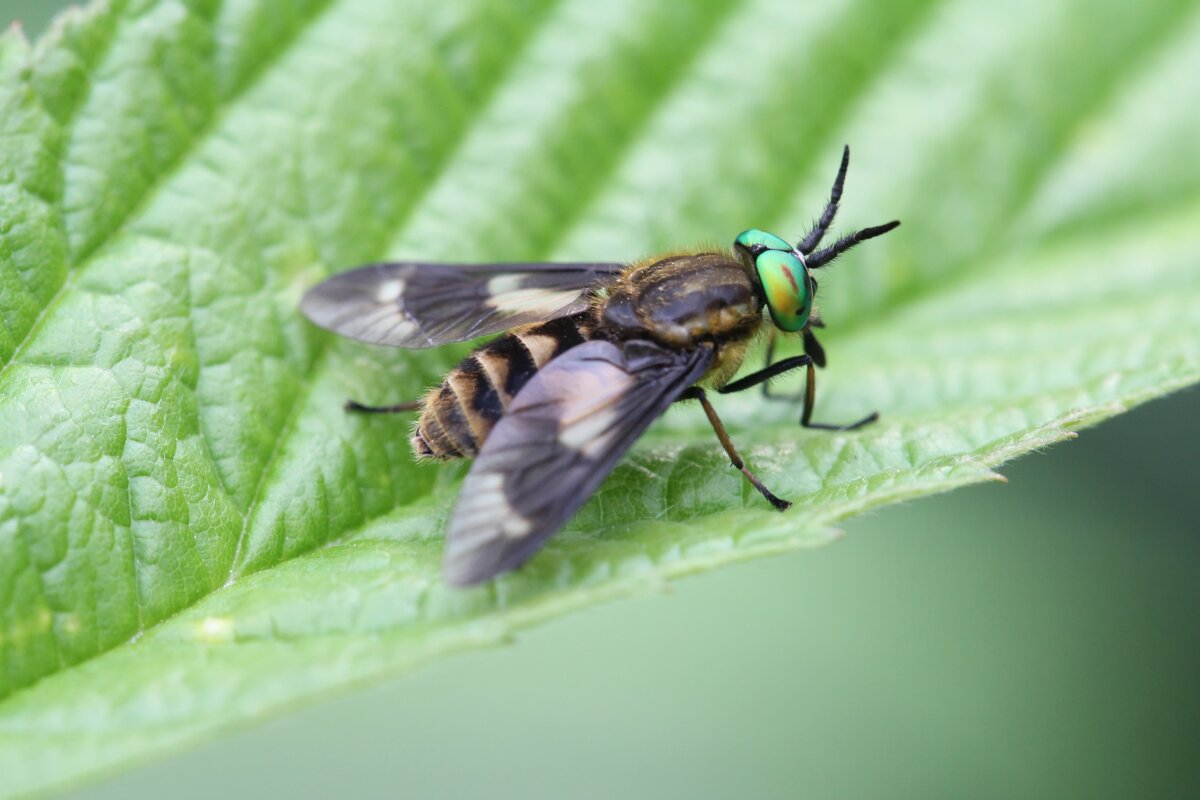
[1,0,1198,794]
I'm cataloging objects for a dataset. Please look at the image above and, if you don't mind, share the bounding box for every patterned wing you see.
[300,261,622,348]
[443,339,713,586]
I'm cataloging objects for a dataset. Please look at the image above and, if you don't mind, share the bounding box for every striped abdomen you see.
[412,314,593,459]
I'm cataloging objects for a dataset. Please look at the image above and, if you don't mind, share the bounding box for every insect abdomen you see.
[412,314,592,459]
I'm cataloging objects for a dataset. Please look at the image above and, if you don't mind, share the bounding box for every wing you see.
[299,261,622,348]
[443,339,714,586]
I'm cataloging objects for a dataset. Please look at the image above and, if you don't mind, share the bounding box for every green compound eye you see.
[755,249,812,332]
[734,228,792,253]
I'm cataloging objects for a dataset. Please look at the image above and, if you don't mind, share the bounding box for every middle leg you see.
[720,333,878,430]
[678,387,791,511]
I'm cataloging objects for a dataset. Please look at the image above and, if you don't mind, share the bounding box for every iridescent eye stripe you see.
[779,263,800,293]
[734,228,792,252]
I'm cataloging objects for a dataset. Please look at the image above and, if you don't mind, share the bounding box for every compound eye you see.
[754,250,812,332]
[734,228,792,253]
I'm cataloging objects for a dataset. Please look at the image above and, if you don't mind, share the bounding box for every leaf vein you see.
[0,0,338,390]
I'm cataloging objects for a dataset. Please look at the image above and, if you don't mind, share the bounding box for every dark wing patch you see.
[300,262,622,348]
[443,339,713,586]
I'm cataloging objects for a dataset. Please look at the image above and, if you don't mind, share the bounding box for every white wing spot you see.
[484,276,578,316]
[503,515,533,538]
[375,279,405,303]
[558,405,620,457]
[486,274,524,296]
[461,473,536,539]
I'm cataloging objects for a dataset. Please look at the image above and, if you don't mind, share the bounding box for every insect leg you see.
[762,329,779,399]
[679,387,791,511]
[344,399,423,414]
[748,329,820,400]
[800,362,878,430]
[797,145,850,254]
[802,328,827,368]
[717,354,812,395]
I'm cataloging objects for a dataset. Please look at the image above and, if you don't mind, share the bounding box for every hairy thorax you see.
[595,250,764,386]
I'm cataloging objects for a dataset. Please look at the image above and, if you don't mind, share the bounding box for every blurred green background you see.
[5,1,1197,798]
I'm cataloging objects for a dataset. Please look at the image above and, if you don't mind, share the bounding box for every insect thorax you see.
[597,251,763,383]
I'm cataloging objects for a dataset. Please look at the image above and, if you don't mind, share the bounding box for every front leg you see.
[797,361,877,431]
[760,326,827,399]
[736,329,878,430]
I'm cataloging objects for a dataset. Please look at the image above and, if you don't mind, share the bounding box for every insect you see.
[301,146,898,586]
